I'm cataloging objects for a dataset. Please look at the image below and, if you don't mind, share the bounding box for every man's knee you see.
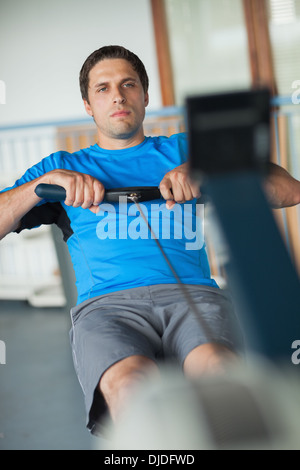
[183,342,239,377]
[99,355,159,420]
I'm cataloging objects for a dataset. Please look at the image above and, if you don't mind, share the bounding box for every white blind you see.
[165,0,251,105]
[268,0,300,95]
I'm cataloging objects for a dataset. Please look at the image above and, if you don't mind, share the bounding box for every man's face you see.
[84,58,149,147]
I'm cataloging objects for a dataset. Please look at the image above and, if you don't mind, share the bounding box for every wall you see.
[0,0,161,126]
[0,0,162,305]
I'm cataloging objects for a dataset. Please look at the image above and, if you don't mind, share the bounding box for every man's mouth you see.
[111,110,131,118]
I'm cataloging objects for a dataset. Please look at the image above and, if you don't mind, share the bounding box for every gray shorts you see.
[69,284,243,436]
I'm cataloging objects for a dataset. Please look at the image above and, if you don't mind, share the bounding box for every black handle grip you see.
[35,184,161,203]
[35,184,66,201]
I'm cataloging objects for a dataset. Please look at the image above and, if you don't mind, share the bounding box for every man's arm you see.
[0,179,42,240]
[263,162,300,208]
[0,169,105,240]
[159,162,300,210]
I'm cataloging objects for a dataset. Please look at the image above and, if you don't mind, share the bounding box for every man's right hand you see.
[40,169,105,213]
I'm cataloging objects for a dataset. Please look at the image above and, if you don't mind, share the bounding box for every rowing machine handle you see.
[34,183,161,202]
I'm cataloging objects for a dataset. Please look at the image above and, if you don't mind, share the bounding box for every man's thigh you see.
[150,284,244,366]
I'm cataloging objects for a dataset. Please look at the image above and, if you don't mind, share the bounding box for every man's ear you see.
[144,92,149,108]
[83,99,93,117]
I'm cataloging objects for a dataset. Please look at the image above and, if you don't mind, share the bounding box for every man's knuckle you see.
[85,174,93,184]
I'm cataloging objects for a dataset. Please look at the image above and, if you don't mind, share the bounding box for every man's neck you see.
[96,129,145,150]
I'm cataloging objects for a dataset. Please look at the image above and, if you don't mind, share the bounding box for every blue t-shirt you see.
[2,133,217,304]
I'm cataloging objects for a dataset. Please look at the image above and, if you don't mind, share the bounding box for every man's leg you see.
[99,355,160,421]
[183,342,239,378]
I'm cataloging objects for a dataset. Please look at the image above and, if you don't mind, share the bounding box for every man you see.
[0,45,299,436]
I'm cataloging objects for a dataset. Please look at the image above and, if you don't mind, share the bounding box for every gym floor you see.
[0,299,106,450]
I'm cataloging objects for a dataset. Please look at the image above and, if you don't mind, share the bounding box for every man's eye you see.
[97,87,107,93]
[123,82,134,88]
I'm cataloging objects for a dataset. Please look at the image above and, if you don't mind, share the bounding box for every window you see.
[268,0,300,95]
[165,0,251,105]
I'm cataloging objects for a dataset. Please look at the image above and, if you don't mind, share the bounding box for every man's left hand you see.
[159,163,200,209]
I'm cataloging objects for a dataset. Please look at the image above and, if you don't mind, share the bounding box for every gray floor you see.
[0,299,106,450]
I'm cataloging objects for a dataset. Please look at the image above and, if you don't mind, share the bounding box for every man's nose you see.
[113,88,126,104]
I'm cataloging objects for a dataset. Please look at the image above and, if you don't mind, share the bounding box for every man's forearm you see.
[0,168,106,240]
[0,178,42,240]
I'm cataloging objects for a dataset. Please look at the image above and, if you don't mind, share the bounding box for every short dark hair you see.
[79,45,149,103]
